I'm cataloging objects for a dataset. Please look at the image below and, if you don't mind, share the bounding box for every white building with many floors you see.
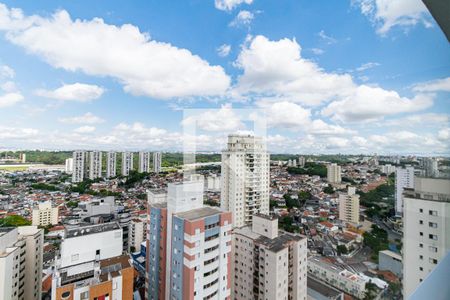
[403,177,450,298]
[221,134,270,228]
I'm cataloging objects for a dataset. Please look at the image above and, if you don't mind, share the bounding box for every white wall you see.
[60,228,123,268]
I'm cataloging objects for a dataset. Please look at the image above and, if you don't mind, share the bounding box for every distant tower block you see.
[106,152,117,178]
[153,152,161,173]
[89,151,102,180]
[72,151,85,183]
[122,152,134,176]
[139,152,150,173]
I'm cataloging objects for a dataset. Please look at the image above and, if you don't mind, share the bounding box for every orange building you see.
[53,255,133,300]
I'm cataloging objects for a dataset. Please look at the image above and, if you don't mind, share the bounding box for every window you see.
[419,255,423,260]
[419,209,423,213]
[429,234,438,240]
[419,243,423,248]
[419,220,423,225]
[429,222,437,228]
[419,267,423,271]
[429,246,438,253]
[429,210,437,216]
[429,258,438,264]
[420,232,423,236]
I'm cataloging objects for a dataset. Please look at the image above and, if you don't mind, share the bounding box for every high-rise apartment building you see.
[233,214,308,300]
[72,151,85,183]
[88,151,102,180]
[51,222,132,300]
[0,226,43,300]
[106,151,117,178]
[327,163,342,184]
[298,156,306,167]
[64,158,73,174]
[221,134,270,228]
[403,177,450,298]
[122,152,134,176]
[129,218,146,252]
[338,187,360,225]
[153,151,161,173]
[139,151,151,173]
[423,157,439,178]
[147,181,232,300]
[32,201,59,226]
[395,166,415,216]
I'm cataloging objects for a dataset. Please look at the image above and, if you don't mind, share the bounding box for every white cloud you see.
[217,44,231,57]
[181,104,245,132]
[318,30,337,44]
[310,48,324,55]
[229,10,254,27]
[356,62,380,72]
[353,0,431,35]
[73,125,96,133]
[382,113,449,127]
[321,85,433,122]
[257,101,354,135]
[0,64,14,79]
[59,112,105,124]
[0,126,38,140]
[0,4,230,99]
[412,77,450,93]
[215,0,253,11]
[0,92,23,108]
[234,35,354,106]
[35,83,104,102]
[437,128,449,141]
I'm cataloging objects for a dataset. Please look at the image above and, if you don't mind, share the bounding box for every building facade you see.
[72,151,85,183]
[327,163,342,184]
[139,151,151,173]
[221,134,270,228]
[233,214,308,300]
[129,218,146,252]
[65,158,73,174]
[403,177,450,298]
[106,151,117,178]
[0,226,43,300]
[338,187,360,225]
[122,152,134,176]
[32,201,59,226]
[153,152,162,173]
[298,156,306,167]
[88,151,102,180]
[147,181,232,300]
[395,166,415,216]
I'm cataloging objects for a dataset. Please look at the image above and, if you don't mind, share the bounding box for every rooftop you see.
[176,206,222,221]
[65,222,120,238]
[235,225,305,253]
[307,276,343,299]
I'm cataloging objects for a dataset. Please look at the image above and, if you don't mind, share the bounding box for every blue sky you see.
[0,0,448,154]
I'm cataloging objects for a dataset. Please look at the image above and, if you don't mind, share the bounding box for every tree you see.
[0,215,31,227]
[323,185,334,194]
[270,200,279,210]
[284,194,299,209]
[337,245,348,255]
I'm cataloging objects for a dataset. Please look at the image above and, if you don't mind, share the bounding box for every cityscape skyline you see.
[0,1,448,155]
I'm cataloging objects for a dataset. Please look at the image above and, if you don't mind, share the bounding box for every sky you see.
[0,0,448,155]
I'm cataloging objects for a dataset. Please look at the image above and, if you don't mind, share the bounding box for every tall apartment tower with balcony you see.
[122,152,134,176]
[0,226,44,300]
[153,152,162,173]
[327,163,342,184]
[31,201,59,226]
[139,151,151,173]
[72,150,85,183]
[403,177,450,298]
[338,187,360,225]
[146,181,232,300]
[106,151,117,178]
[395,166,415,216]
[88,151,102,180]
[221,134,270,228]
[233,214,308,300]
